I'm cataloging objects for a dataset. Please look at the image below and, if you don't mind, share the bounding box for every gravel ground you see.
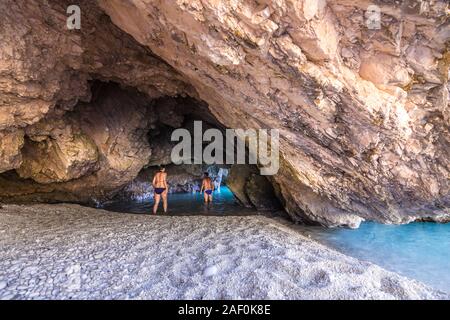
[0,204,447,300]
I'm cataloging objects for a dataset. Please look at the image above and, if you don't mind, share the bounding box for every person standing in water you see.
[152,166,168,214]
[200,172,214,203]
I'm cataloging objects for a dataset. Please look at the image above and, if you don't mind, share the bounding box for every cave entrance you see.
[103,93,282,216]
[103,174,258,216]
[0,81,282,216]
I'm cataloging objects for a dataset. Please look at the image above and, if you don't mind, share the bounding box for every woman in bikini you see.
[200,172,214,203]
[152,166,168,214]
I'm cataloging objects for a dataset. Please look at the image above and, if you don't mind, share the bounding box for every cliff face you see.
[0,0,191,203]
[0,0,449,226]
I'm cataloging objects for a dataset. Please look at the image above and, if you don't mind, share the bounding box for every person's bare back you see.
[201,172,214,203]
[152,167,168,214]
[153,171,167,189]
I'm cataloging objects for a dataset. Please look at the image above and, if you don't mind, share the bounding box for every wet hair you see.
[204,172,209,177]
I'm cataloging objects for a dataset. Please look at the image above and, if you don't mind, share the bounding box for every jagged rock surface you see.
[227,165,281,211]
[0,0,449,226]
[99,0,450,226]
[0,83,158,202]
[0,0,191,202]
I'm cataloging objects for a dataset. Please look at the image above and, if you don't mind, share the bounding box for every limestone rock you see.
[0,0,449,226]
[0,130,25,173]
[0,0,191,148]
[227,165,281,211]
[147,128,176,167]
[17,132,99,184]
[359,53,412,88]
[226,165,256,208]
[99,0,449,225]
[0,84,156,202]
[246,174,282,211]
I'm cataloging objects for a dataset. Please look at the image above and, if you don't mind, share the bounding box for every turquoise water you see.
[104,187,257,216]
[104,189,449,293]
[295,222,450,293]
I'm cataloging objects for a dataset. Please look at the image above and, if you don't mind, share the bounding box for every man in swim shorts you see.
[200,172,214,203]
[152,166,168,214]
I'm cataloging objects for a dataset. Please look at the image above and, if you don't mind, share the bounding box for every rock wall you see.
[227,165,282,211]
[0,0,449,226]
[98,0,450,226]
[0,83,157,203]
[0,0,191,203]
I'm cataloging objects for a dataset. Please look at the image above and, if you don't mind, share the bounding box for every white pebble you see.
[0,281,7,290]
[0,294,15,300]
[203,265,218,277]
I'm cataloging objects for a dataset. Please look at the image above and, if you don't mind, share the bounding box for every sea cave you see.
[0,0,449,300]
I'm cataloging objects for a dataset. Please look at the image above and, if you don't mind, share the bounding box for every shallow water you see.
[103,187,257,216]
[294,222,450,293]
[104,188,449,294]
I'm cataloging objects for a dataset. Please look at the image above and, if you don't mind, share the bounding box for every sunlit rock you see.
[0,0,448,225]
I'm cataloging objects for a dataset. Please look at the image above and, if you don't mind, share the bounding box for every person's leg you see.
[153,193,161,214]
[208,194,213,203]
[162,190,168,213]
[204,191,208,203]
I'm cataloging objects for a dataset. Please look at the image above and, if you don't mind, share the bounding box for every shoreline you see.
[0,204,447,300]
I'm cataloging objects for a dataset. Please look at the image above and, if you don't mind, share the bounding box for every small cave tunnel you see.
[0,81,283,216]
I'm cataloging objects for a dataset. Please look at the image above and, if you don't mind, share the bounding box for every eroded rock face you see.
[0,83,156,202]
[0,0,191,170]
[0,0,449,226]
[98,0,450,226]
[0,0,194,202]
[226,165,255,208]
[0,130,24,173]
[17,132,99,184]
[227,165,281,211]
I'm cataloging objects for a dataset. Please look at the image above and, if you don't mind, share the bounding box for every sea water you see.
[295,222,450,293]
[103,187,257,216]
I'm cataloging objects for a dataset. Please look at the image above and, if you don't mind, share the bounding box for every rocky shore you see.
[0,204,447,300]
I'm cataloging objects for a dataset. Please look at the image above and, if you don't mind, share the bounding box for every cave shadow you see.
[104,92,284,217]
[0,81,286,219]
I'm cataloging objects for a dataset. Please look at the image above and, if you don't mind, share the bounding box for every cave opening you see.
[0,80,283,216]
[101,83,284,216]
